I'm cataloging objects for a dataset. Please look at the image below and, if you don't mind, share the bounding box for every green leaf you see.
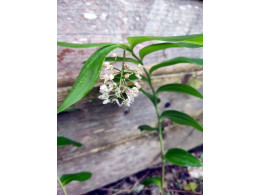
[165,148,203,167]
[104,57,139,64]
[57,42,131,51]
[60,172,92,186]
[140,88,160,105]
[138,125,158,131]
[57,45,119,113]
[161,110,203,131]
[58,108,80,113]
[126,34,203,49]
[156,83,203,99]
[57,42,115,48]
[180,35,203,45]
[57,136,82,147]
[142,177,161,188]
[149,57,203,74]
[184,182,198,192]
[139,42,202,60]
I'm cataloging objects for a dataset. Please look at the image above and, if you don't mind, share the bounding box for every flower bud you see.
[134,81,141,89]
[112,53,117,58]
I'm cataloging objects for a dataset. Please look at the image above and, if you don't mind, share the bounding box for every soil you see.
[85,145,203,195]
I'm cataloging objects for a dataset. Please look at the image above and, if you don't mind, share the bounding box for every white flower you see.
[102,74,114,83]
[103,62,114,70]
[137,70,142,75]
[115,88,121,97]
[125,73,130,79]
[103,99,110,104]
[132,87,139,96]
[136,74,142,80]
[100,84,113,94]
[112,53,117,58]
[98,93,109,100]
[108,74,114,80]
[134,81,141,89]
[126,88,132,97]
[100,84,107,90]
[110,83,117,88]
[103,62,110,67]
[112,98,121,106]
[138,64,143,69]
[125,99,131,107]
[99,60,143,107]
[99,84,108,93]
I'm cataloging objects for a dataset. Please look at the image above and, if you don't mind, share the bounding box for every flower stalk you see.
[57,176,67,195]
[132,52,166,195]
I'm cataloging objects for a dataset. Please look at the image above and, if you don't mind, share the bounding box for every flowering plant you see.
[57,34,203,195]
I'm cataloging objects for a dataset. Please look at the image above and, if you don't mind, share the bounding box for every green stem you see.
[131,51,165,195]
[119,50,126,89]
[57,176,67,195]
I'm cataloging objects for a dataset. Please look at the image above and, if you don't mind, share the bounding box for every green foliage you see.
[142,177,161,188]
[126,34,203,49]
[57,42,114,48]
[83,57,140,65]
[57,45,119,113]
[161,110,203,132]
[60,172,92,186]
[139,88,160,105]
[58,42,131,51]
[104,57,139,64]
[138,125,158,131]
[156,83,203,99]
[149,57,203,74]
[139,42,202,60]
[57,136,82,147]
[58,108,79,113]
[165,148,202,167]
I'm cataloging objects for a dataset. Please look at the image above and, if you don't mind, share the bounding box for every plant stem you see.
[119,50,126,89]
[131,51,165,195]
[57,176,67,195]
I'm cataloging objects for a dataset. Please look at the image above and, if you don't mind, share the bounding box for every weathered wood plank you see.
[57,69,203,194]
[58,121,203,195]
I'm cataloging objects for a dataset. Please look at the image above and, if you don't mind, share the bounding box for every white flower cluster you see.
[98,57,144,107]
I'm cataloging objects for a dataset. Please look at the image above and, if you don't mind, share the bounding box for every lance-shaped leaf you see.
[142,177,161,188]
[139,42,202,60]
[138,125,158,131]
[126,34,203,49]
[57,42,131,51]
[161,110,203,132]
[140,89,160,105]
[60,172,92,186]
[104,57,139,64]
[57,42,115,48]
[149,57,203,74]
[57,45,119,113]
[156,83,203,99]
[57,136,82,147]
[180,36,203,45]
[165,148,203,167]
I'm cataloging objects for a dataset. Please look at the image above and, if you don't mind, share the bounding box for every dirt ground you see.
[85,145,203,195]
